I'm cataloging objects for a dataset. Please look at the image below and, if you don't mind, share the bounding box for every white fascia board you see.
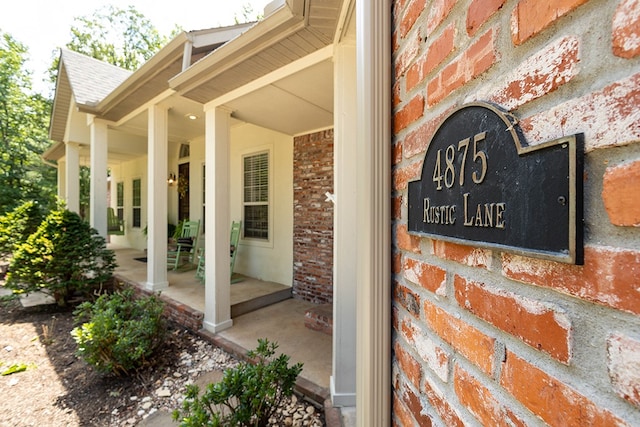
[114,89,176,127]
[189,23,255,48]
[42,140,65,162]
[334,0,356,45]
[97,33,188,113]
[169,1,304,94]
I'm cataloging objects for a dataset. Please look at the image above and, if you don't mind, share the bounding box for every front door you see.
[178,162,190,221]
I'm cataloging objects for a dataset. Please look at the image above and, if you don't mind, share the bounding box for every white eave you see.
[169,0,345,104]
[91,23,254,122]
[47,23,253,147]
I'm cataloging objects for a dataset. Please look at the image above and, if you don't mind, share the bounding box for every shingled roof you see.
[47,23,253,146]
[61,49,132,107]
[48,50,132,143]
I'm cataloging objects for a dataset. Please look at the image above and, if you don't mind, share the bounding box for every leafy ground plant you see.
[173,338,303,427]
[1,362,30,376]
[71,288,165,376]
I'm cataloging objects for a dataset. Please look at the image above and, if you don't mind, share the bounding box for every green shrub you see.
[5,207,116,306]
[173,339,303,427]
[71,288,165,376]
[0,201,44,256]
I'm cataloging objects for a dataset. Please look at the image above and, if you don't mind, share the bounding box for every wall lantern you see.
[167,173,177,186]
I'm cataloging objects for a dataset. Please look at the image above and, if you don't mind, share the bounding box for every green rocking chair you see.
[196,221,241,282]
[167,220,200,270]
[107,207,124,235]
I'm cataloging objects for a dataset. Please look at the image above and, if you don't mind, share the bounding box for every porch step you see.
[304,304,333,335]
[231,287,292,318]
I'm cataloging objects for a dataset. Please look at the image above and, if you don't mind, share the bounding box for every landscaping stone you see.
[127,332,324,427]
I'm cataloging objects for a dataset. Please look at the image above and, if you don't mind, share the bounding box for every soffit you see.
[49,64,72,143]
[224,58,334,135]
[172,0,345,104]
[100,59,183,122]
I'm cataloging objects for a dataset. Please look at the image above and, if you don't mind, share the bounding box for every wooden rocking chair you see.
[107,207,124,235]
[167,220,200,270]
[196,221,241,282]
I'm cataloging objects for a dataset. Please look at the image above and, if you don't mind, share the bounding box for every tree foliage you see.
[234,3,263,24]
[0,32,56,214]
[0,200,44,257]
[6,206,116,307]
[65,5,172,71]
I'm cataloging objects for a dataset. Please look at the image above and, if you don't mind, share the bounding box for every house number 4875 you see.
[432,131,488,190]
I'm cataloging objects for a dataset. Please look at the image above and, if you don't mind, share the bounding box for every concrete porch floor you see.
[111,245,333,396]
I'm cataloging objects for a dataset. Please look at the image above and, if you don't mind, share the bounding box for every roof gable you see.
[60,49,132,107]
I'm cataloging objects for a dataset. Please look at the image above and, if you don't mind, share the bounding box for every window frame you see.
[241,148,273,246]
[116,181,124,221]
[132,177,142,228]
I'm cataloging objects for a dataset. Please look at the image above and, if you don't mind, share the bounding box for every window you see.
[243,151,269,240]
[179,143,190,158]
[132,178,141,228]
[116,182,124,221]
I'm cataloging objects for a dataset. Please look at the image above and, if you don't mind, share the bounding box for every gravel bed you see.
[114,331,325,426]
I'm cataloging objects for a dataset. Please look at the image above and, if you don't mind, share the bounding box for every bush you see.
[173,339,303,427]
[0,200,44,256]
[5,207,116,306]
[71,288,165,376]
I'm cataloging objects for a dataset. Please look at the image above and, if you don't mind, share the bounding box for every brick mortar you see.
[292,129,334,304]
[392,1,640,426]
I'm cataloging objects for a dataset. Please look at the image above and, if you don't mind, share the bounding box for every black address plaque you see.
[407,102,583,264]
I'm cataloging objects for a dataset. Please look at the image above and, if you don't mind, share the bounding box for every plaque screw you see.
[558,196,567,205]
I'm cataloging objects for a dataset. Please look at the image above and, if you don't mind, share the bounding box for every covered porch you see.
[44,0,393,418]
[111,245,332,399]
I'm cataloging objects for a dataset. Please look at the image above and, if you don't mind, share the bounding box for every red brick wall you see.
[392,1,640,426]
[293,129,334,304]
[118,278,204,332]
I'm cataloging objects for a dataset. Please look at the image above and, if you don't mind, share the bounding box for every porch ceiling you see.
[224,58,334,135]
[113,93,206,142]
[171,0,345,136]
[45,92,207,167]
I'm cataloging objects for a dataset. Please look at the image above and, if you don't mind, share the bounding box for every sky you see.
[0,0,270,95]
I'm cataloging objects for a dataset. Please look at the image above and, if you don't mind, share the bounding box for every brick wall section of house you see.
[117,278,204,332]
[292,129,334,304]
[392,1,640,426]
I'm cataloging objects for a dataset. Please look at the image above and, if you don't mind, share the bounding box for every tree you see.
[234,3,264,24]
[6,207,116,307]
[0,200,44,257]
[0,32,57,215]
[65,5,173,71]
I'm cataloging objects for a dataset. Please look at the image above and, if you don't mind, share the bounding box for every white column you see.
[331,41,357,407]
[89,117,108,237]
[64,142,80,214]
[203,106,232,332]
[145,104,169,291]
[57,159,66,201]
[356,1,391,426]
